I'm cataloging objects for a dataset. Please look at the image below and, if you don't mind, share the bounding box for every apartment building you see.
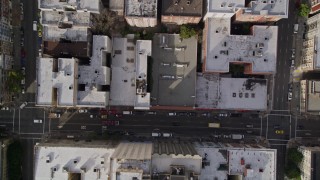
[204,0,288,23]
[36,35,112,107]
[300,13,320,71]
[0,0,13,105]
[110,35,152,110]
[34,140,276,180]
[124,0,157,27]
[298,146,320,180]
[161,0,203,25]
[300,80,320,114]
[310,0,320,14]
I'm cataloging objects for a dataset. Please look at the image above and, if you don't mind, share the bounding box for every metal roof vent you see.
[174,0,179,5]
[187,1,191,5]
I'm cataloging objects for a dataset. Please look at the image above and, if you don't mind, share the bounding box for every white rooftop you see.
[110,36,136,106]
[34,143,115,180]
[43,26,89,42]
[228,149,276,179]
[125,0,157,17]
[134,40,152,109]
[207,0,288,17]
[41,10,91,27]
[39,0,100,13]
[205,17,278,74]
[196,75,268,110]
[195,144,276,180]
[37,58,76,106]
[77,35,111,107]
[110,35,152,109]
[151,154,202,175]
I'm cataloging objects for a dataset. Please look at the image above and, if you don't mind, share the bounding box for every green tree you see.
[285,163,301,179]
[298,4,310,17]
[179,25,197,39]
[288,148,303,164]
[7,70,23,93]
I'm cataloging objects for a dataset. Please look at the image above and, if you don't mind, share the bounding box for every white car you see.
[218,113,228,117]
[34,119,43,123]
[78,109,88,113]
[288,92,293,101]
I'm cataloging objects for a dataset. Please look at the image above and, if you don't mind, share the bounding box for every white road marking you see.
[43,111,46,134]
[19,109,21,134]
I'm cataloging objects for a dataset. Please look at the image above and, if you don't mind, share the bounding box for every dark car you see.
[297,125,304,130]
[188,112,197,117]
[172,122,180,126]
[273,124,280,129]
[177,112,188,116]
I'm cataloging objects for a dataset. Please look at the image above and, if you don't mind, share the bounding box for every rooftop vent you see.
[221,2,226,7]
[52,167,57,172]
[174,0,179,5]
[73,160,78,164]
[46,156,51,163]
[63,167,69,172]
[187,1,191,5]
[80,167,86,173]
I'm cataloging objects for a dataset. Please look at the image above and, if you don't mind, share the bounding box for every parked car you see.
[188,112,197,117]
[177,112,188,116]
[218,113,228,117]
[21,67,25,75]
[78,109,88,113]
[102,120,119,126]
[246,124,253,128]
[34,119,43,123]
[21,86,25,94]
[288,92,292,101]
[273,125,280,129]
[168,112,176,116]
[146,111,157,115]
[201,112,211,117]
[291,49,295,58]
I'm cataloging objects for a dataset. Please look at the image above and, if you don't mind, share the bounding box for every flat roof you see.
[109,0,124,11]
[43,26,89,42]
[34,142,115,180]
[207,0,288,17]
[43,41,89,58]
[205,17,278,74]
[111,142,152,160]
[125,0,157,17]
[196,75,268,110]
[41,10,91,26]
[77,35,111,107]
[37,58,76,106]
[151,34,197,107]
[110,36,136,106]
[162,0,203,17]
[39,0,100,13]
[307,80,320,111]
[228,148,276,179]
[135,40,152,109]
[195,145,276,180]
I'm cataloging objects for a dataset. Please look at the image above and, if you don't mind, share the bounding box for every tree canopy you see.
[298,4,310,17]
[179,25,197,39]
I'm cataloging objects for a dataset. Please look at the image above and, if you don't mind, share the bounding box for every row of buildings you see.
[36,0,289,112]
[0,0,14,105]
[33,140,277,180]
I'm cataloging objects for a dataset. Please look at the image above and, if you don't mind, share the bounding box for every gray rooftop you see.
[125,0,157,17]
[41,10,91,27]
[151,34,197,107]
[39,0,100,13]
[307,80,320,111]
[162,0,203,17]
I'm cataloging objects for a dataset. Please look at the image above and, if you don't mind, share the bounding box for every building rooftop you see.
[109,0,124,12]
[196,75,268,110]
[207,0,288,17]
[43,41,90,58]
[42,26,89,42]
[162,0,203,17]
[77,35,111,107]
[37,58,77,106]
[41,10,91,27]
[306,80,320,111]
[34,141,115,180]
[39,0,100,13]
[204,17,278,74]
[110,35,152,109]
[111,142,152,160]
[125,0,157,17]
[151,34,197,107]
[195,144,276,180]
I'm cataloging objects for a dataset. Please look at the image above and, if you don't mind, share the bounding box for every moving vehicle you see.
[231,134,244,140]
[123,111,133,115]
[208,123,220,128]
[34,119,43,123]
[275,130,284,134]
[33,21,37,31]
[246,124,253,128]
[162,133,173,137]
[293,24,299,34]
[20,102,28,109]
